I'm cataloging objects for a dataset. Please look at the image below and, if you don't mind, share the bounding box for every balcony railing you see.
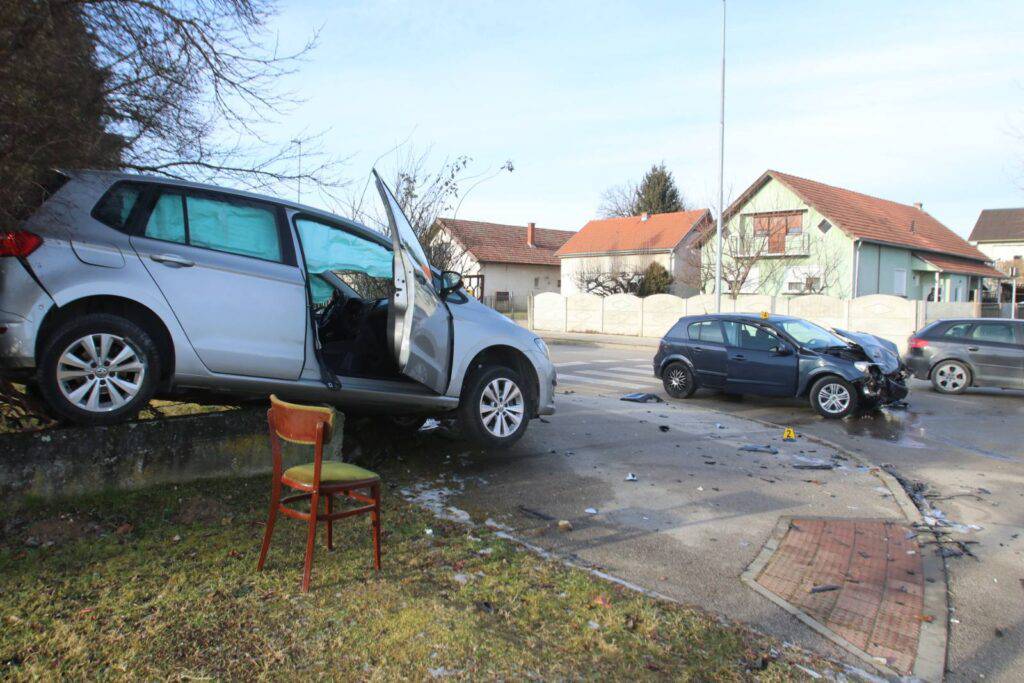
[728,233,810,258]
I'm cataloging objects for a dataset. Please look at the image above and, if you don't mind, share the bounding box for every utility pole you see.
[293,138,302,203]
[714,0,726,312]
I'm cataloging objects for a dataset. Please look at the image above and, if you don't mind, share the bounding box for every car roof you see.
[691,312,803,323]
[67,169,382,236]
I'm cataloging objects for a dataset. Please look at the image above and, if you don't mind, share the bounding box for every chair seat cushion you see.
[284,461,379,485]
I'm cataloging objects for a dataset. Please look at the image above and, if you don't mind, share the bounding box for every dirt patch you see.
[174,496,231,525]
[21,515,100,547]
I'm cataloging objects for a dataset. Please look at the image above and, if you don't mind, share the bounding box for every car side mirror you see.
[772,344,792,356]
[439,270,463,296]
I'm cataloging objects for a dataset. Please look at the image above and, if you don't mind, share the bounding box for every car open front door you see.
[373,170,452,394]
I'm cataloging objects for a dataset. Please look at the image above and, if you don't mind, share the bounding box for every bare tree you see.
[697,209,847,298]
[598,181,640,218]
[570,255,674,297]
[345,144,513,272]
[598,163,689,218]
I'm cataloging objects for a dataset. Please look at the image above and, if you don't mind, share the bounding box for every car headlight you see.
[533,337,550,358]
[854,361,872,374]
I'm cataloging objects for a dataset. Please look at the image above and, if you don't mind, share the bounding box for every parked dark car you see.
[653,313,909,418]
[904,318,1024,394]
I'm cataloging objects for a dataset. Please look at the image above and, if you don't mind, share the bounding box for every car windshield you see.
[775,319,848,350]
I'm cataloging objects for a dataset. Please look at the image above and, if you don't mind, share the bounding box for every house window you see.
[750,212,803,253]
[893,269,907,297]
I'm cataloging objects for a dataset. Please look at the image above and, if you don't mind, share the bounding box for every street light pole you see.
[714,0,726,312]
[292,138,302,203]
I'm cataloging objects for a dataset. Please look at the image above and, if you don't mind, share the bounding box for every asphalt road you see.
[547,340,1024,682]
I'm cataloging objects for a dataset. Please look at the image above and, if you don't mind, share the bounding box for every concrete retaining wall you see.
[0,408,342,500]
[533,292,977,350]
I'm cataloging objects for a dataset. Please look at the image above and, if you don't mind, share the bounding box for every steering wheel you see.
[319,288,345,326]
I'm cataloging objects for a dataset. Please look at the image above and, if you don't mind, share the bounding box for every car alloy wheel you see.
[56,333,146,412]
[478,377,524,438]
[666,367,689,392]
[935,363,967,392]
[816,381,851,415]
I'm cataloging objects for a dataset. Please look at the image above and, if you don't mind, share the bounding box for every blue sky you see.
[269,1,1024,237]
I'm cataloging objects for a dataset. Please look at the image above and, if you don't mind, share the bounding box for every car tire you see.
[662,362,696,399]
[931,360,970,394]
[458,365,532,449]
[809,375,858,419]
[37,313,161,425]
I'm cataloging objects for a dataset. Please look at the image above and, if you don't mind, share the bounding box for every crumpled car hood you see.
[832,328,902,374]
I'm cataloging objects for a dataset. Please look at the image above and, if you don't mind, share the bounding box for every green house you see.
[698,170,1003,301]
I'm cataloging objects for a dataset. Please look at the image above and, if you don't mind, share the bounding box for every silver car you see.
[0,170,555,447]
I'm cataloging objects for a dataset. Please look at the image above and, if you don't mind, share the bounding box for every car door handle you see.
[730,354,746,361]
[692,346,705,352]
[967,346,979,352]
[151,253,194,267]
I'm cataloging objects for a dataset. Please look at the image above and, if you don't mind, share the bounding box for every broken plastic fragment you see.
[620,392,663,403]
[584,507,598,515]
[625,472,638,482]
[739,444,779,454]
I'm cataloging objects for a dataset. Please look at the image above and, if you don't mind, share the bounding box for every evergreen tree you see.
[638,262,674,296]
[634,163,685,215]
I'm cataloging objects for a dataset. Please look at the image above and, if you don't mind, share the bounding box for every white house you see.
[431,218,574,309]
[556,210,712,296]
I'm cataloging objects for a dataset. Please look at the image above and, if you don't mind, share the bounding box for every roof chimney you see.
[641,212,650,222]
[913,202,923,210]
[526,222,536,247]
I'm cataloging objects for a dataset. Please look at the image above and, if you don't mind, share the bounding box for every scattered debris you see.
[557,520,574,532]
[418,418,441,432]
[620,392,662,403]
[587,620,601,630]
[887,400,909,410]
[739,444,779,454]
[584,508,598,515]
[518,505,554,521]
[624,472,638,482]
[715,423,726,430]
[809,584,840,594]
[793,464,834,471]
[593,595,611,609]
[424,528,434,536]
[658,425,670,432]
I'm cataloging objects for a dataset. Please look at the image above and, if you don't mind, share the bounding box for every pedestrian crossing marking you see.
[557,373,643,390]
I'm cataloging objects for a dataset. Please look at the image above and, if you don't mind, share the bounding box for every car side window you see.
[688,320,724,344]
[93,182,144,231]
[970,323,1015,344]
[942,322,973,339]
[294,217,393,306]
[185,195,281,262]
[144,192,186,244]
[736,322,781,351]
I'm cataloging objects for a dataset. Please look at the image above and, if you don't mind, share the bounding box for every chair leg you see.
[326,494,334,551]
[257,478,281,571]
[371,483,381,571]
[302,491,320,592]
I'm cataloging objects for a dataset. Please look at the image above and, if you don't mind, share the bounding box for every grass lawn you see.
[0,475,822,680]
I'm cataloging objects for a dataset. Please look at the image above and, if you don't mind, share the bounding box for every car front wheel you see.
[809,376,858,419]
[458,365,532,448]
[37,313,161,425]
[932,360,970,394]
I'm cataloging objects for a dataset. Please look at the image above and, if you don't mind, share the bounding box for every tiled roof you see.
[434,218,573,267]
[556,210,711,257]
[723,170,991,263]
[913,252,1005,279]
[968,208,1024,243]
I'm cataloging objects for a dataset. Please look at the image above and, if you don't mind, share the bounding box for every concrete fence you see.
[532,292,979,350]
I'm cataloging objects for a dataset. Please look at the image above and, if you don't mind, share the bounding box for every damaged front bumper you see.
[856,368,910,404]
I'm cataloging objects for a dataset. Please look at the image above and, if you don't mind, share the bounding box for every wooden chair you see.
[257,394,381,591]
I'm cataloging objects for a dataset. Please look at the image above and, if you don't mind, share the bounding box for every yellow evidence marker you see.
[782,427,797,441]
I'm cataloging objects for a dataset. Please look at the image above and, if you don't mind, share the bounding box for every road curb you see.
[725,410,948,682]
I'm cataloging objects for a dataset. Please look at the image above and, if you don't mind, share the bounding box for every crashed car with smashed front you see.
[653,313,909,419]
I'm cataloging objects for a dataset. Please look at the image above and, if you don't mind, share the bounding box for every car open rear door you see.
[373,170,452,394]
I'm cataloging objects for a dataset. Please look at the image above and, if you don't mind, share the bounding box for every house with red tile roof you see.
[969,208,1024,285]
[696,170,1003,301]
[556,210,713,296]
[432,218,574,307]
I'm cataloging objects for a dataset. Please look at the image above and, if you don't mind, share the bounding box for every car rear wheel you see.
[931,361,970,394]
[662,362,696,399]
[458,365,532,449]
[809,376,857,419]
[37,313,160,425]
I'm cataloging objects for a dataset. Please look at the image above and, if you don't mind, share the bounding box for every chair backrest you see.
[268,394,336,445]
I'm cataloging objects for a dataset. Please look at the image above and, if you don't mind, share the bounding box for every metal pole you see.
[293,138,302,203]
[1012,269,1018,319]
[714,0,726,312]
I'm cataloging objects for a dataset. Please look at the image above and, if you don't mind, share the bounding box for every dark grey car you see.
[653,313,909,418]
[905,319,1024,394]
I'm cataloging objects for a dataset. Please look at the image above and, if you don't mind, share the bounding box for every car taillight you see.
[908,337,928,349]
[0,230,42,257]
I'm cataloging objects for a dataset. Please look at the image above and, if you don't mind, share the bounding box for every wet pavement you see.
[547,340,1024,682]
